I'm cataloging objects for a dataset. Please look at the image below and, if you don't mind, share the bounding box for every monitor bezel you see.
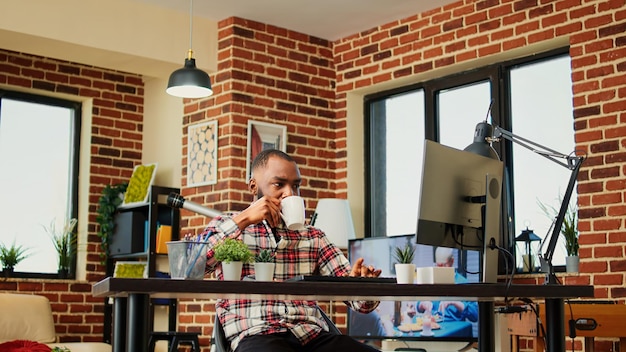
[347,235,480,342]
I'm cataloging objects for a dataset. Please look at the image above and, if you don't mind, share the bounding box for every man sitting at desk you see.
[200,149,383,352]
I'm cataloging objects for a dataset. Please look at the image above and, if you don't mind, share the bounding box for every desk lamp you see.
[465,120,585,284]
[310,199,356,249]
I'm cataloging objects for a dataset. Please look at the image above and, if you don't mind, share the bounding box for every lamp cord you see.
[188,0,194,53]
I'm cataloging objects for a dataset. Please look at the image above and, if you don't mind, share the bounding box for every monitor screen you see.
[347,235,480,342]
[415,140,504,282]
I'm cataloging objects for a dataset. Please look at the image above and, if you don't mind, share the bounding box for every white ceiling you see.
[135,0,457,41]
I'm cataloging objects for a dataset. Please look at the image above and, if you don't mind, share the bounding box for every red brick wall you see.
[178,0,626,351]
[0,49,144,343]
[334,0,626,299]
[178,17,338,236]
[2,0,625,349]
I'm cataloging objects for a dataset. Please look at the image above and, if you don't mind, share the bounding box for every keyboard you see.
[287,275,396,283]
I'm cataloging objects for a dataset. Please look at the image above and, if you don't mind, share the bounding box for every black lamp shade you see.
[166,58,213,98]
[464,121,499,160]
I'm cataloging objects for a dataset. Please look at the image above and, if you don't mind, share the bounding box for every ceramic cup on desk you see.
[280,196,305,230]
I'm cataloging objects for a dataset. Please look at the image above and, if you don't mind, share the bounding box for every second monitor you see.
[416,140,504,283]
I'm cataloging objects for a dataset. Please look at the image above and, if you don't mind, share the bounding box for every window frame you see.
[364,47,572,271]
[0,89,81,279]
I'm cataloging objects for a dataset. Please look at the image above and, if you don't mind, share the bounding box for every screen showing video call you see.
[347,234,480,341]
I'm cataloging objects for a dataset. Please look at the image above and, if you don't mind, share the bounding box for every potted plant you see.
[43,217,78,278]
[0,240,30,277]
[539,196,579,272]
[254,249,276,281]
[561,204,579,272]
[213,238,253,280]
[393,242,416,284]
[96,183,128,264]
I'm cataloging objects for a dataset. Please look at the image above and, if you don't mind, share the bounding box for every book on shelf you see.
[155,225,172,254]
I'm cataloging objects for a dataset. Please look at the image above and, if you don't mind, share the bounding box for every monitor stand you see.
[481,173,502,284]
[479,174,502,352]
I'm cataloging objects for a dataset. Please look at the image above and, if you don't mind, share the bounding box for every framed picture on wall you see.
[246,120,287,183]
[187,120,218,187]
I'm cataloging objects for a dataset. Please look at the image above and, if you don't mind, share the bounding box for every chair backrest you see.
[211,306,341,352]
[0,293,57,343]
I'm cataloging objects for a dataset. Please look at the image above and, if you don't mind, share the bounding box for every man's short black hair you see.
[251,149,294,175]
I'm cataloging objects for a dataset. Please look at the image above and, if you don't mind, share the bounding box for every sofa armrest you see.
[0,293,56,343]
[48,342,111,352]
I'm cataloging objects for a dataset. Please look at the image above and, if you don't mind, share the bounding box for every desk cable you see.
[487,238,516,306]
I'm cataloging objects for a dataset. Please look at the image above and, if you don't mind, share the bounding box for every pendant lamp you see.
[166,0,213,98]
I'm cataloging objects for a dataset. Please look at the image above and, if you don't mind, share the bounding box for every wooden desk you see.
[508,302,626,352]
[92,278,593,352]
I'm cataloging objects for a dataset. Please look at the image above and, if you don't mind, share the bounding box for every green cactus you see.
[393,242,415,264]
[255,249,275,263]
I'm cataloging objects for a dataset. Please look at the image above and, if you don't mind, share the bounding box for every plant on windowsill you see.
[0,240,31,277]
[43,217,78,278]
[538,195,579,272]
[96,182,128,264]
[393,242,416,284]
[561,205,579,272]
[213,238,253,281]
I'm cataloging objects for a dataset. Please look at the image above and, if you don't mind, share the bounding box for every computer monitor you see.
[415,140,504,283]
[347,235,481,342]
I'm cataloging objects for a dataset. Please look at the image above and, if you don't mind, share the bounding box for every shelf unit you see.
[103,185,180,344]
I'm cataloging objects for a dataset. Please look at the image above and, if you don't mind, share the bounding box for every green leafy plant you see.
[43,217,78,272]
[538,195,579,256]
[96,183,128,263]
[393,242,415,264]
[51,347,71,352]
[0,240,31,270]
[213,238,253,264]
[255,249,275,263]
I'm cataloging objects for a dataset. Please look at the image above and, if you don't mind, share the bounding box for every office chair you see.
[211,306,341,352]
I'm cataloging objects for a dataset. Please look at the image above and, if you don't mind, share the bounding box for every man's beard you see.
[256,189,264,199]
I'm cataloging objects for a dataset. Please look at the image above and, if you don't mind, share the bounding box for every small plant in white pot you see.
[213,238,253,280]
[561,206,579,273]
[254,249,276,281]
[393,242,416,284]
[539,196,579,273]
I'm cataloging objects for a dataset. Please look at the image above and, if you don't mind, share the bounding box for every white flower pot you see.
[565,255,579,273]
[222,261,243,281]
[254,262,275,281]
[395,263,416,284]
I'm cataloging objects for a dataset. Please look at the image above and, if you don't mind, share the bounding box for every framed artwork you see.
[246,120,287,183]
[187,120,218,187]
[120,163,158,207]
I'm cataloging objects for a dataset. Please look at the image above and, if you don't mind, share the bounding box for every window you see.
[366,48,574,268]
[0,90,80,277]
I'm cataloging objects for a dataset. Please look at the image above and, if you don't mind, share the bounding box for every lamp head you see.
[464,121,499,160]
[166,56,213,98]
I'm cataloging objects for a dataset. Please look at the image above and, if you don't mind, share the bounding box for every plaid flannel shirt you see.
[201,214,379,351]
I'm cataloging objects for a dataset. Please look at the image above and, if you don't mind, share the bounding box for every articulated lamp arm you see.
[492,126,585,282]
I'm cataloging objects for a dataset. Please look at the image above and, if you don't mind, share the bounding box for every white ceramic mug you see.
[280,196,305,230]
